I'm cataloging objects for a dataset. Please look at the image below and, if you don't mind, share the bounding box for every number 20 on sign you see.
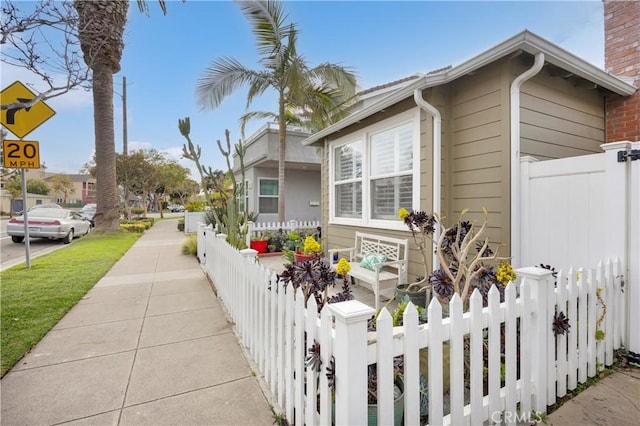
[2,140,40,169]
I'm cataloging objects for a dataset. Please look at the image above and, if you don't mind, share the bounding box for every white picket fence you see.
[200,224,625,425]
[245,220,321,247]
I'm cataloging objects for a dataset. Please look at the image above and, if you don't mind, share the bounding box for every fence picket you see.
[520,279,532,414]
[504,284,518,426]
[427,298,444,424]
[305,297,318,426]
[577,268,588,383]
[488,286,502,419]
[285,284,295,421]
[403,304,420,426]
[587,268,597,378]
[604,259,614,365]
[596,263,606,371]
[319,306,333,426]
[566,269,578,390]
[469,290,484,425]
[556,268,568,398]
[376,309,394,426]
[294,289,305,426]
[448,294,464,426]
[277,276,286,409]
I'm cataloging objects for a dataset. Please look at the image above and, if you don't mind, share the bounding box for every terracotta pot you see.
[294,252,315,263]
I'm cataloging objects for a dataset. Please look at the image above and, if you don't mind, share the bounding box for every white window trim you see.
[258,177,279,214]
[329,107,421,231]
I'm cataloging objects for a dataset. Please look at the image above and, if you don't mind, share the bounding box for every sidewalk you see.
[547,367,640,425]
[0,219,274,425]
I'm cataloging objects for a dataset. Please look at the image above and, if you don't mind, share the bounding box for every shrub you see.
[185,201,206,212]
[181,234,198,256]
[120,223,146,233]
[130,207,145,215]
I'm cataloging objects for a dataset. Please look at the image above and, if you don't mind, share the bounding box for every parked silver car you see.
[78,203,97,226]
[7,208,92,244]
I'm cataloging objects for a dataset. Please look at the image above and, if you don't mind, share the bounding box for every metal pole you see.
[21,168,31,269]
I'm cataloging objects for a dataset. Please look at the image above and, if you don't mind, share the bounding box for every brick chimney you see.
[604,0,639,142]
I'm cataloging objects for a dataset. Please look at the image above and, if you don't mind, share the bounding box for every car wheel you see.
[63,229,74,244]
[11,236,24,243]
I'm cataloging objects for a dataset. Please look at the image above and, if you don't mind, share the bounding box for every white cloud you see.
[1,64,93,109]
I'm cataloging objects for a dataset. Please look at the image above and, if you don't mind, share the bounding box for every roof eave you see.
[302,30,636,147]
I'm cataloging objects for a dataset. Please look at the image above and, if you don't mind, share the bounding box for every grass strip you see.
[0,231,140,376]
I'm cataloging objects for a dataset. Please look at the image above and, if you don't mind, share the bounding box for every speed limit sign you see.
[2,139,40,169]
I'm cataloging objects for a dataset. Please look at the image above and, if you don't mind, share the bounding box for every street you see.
[1,212,184,271]
[0,218,70,270]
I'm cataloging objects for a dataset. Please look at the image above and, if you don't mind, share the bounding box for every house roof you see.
[303,30,637,146]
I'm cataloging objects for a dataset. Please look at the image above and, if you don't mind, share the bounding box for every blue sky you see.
[1,0,606,178]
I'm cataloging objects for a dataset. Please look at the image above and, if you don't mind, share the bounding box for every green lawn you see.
[0,231,140,376]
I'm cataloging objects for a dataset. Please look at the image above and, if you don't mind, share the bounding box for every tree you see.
[1,0,90,111]
[196,0,358,222]
[73,0,168,230]
[49,174,76,205]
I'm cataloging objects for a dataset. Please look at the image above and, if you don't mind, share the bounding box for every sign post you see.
[1,81,55,269]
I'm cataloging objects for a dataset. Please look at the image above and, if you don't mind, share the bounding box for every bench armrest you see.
[373,259,407,272]
[328,247,356,264]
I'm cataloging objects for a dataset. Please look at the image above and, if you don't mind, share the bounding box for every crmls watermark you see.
[491,410,545,424]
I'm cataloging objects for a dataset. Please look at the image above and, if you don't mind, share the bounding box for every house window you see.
[330,109,420,229]
[236,180,249,214]
[258,178,278,214]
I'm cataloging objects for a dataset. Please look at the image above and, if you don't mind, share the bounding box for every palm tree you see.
[196,0,358,222]
[73,0,167,230]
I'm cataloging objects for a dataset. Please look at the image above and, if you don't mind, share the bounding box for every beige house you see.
[0,167,95,214]
[302,30,636,281]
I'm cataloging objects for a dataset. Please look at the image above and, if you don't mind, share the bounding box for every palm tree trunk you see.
[278,93,286,222]
[92,64,120,230]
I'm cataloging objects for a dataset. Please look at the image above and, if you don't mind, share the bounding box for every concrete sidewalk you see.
[1,219,274,425]
[547,367,640,425]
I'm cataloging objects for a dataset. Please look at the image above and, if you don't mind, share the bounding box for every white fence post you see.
[246,221,255,249]
[516,266,553,414]
[327,300,375,426]
[627,141,640,359]
[601,141,633,353]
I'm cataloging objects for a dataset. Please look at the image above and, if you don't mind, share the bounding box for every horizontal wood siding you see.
[520,67,606,161]
[450,60,509,252]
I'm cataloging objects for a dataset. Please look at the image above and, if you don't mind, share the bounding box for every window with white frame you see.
[330,109,419,229]
[258,178,278,214]
[236,180,249,214]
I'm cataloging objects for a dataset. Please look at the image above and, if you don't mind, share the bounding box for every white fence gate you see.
[198,224,627,425]
[521,140,640,357]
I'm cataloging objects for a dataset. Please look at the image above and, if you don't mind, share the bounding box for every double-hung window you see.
[330,108,419,229]
[258,178,278,214]
[236,180,248,214]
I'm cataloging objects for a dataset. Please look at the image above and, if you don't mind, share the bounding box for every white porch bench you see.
[329,232,409,310]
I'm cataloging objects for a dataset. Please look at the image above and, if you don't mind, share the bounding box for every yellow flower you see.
[336,258,351,275]
[398,208,410,220]
[303,236,321,254]
[496,261,516,286]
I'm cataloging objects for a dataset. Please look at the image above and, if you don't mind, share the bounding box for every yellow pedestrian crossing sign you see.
[1,81,56,138]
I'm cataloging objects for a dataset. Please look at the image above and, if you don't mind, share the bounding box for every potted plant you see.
[250,233,269,254]
[294,235,321,263]
[267,244,276,253]
[177,217,185,232]
[396,208,437,307]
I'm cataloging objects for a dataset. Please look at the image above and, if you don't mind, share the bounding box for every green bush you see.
[181,234,198,256]
[120,223,146,233]
[130,207,145,215]
[185,201,206,212]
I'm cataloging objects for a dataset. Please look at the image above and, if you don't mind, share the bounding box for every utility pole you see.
[122,75,128,155]
[122,75,130,219]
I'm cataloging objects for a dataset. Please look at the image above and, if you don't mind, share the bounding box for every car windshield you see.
[81,204,96,211]
[26,209,69,218]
